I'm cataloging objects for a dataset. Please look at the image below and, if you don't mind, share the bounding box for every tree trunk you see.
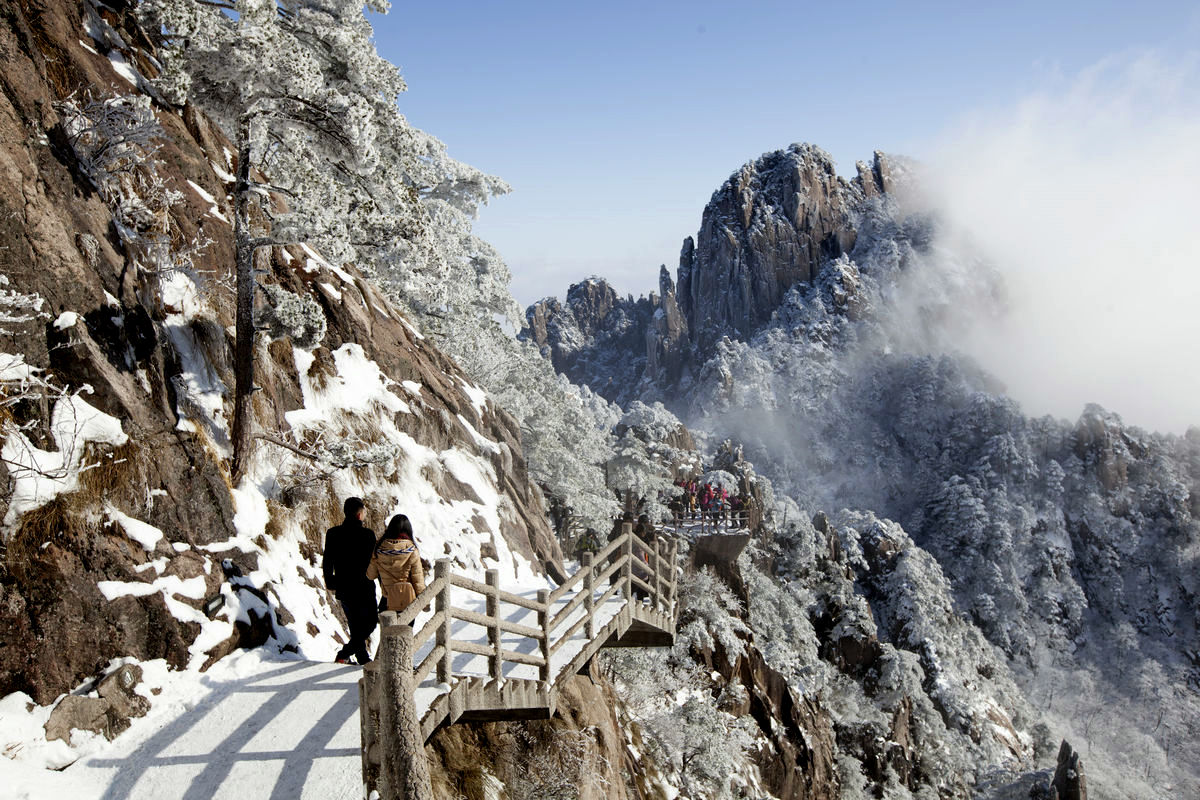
[230,119,256,484]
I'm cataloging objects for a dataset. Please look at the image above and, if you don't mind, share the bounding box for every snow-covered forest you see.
[0,1,1196,799]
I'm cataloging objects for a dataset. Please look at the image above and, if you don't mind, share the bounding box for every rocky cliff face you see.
[522,277,656,405]
[644,265,690,389]
[0,0,557,705]
[524,145,899,404]
[679,143,863,352]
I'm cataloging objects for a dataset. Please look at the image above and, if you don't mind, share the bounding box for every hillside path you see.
[59,577,631,799]
[71,659,362,800]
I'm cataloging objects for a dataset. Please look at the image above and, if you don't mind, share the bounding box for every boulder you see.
[42,664,150,745]
[44,695,111,744]
[97,663,150,723]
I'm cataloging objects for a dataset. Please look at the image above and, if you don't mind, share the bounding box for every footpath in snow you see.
[1,571,633,800]
[1,652,361,800]
[0,515,699,800]
[75,658,363,800]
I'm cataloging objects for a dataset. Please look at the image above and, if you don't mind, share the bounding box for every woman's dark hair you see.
[385,514,414,541]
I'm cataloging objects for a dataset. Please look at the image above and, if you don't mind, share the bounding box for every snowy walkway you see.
[52,575,620,800]
[47,658,364,800]
[21,529,679,800]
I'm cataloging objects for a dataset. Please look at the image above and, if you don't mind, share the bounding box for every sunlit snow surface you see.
[1,393,128,527]
[0,652,362,800]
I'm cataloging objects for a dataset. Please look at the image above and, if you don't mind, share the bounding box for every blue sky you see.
[370,1,1199,308]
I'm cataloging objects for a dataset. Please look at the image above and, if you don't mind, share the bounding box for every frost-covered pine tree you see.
[499,347,620,531]
[605,402,686,518]
[141,0,425,480]
[358,132,619,533]
[145,0,617,527]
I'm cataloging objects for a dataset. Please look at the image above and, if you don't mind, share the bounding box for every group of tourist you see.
[322,497,427,666]
[668,479,749,527]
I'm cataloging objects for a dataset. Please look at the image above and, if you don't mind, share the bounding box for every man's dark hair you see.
[343,496,365,519]
[385,514,414,541]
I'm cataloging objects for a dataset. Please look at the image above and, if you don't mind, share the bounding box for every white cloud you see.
[926,52,1200,434]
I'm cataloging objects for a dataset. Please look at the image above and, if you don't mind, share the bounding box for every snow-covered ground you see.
[1,566,642,800]
[1,651,361,800]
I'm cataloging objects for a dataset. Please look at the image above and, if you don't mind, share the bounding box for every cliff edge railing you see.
[359,523,680,798]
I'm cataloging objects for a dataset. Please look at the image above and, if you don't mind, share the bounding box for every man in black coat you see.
[323,497,378,664]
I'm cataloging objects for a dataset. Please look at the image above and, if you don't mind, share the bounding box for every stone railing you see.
[360,524,680,799]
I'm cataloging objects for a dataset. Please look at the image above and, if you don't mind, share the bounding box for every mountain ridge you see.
[525,139,1200,798]
[521,145,909,407]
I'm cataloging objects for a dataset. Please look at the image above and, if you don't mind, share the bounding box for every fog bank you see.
[926,53,1200,434]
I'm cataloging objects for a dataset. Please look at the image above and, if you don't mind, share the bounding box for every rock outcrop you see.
[522,277,654,404]
[679,143,863,352]
[644,265,690,388]
[1030,740,1088,800]
[1051,740,1087,800]
[44,663,148,744]
[699,631,839,800]
[425,669,633,800]
[524,146,899,405]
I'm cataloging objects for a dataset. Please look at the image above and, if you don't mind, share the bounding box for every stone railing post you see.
[486,568,501,681]
[377,615,433,800]
[435,559,452,684]
[621,523,633,603]
[669,537,680,612]
[582,552,595,639]
[537,588,551,683]
[653,537,662,611]
[359,663,380,793]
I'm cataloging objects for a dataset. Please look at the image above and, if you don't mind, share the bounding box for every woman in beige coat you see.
[367,514,426,618]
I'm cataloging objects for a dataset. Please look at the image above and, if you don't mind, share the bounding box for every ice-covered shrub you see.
[676,568,752,658]
[257,284,326,349]
[499,726,611,800]
[642,696,755,799]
